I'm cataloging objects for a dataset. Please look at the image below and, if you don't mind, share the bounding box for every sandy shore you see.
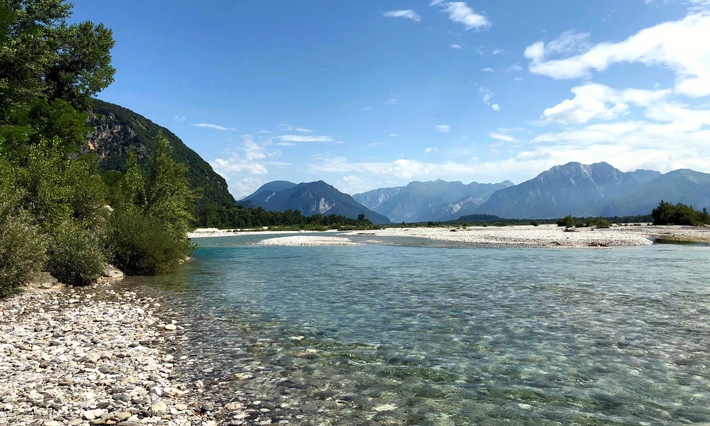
[232,224,710,248]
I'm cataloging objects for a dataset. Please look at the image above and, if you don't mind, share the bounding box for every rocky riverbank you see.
[0,281,253,425]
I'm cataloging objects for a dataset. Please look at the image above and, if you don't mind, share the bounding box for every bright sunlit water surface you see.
[119,234,710,425]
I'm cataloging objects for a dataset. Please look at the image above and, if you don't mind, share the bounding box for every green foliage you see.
[195,203,375,230]
[16,140,108,231]
[651,200,709,226]
[586,217,611,228]
[0,0,114,116]
[88,99,235,214]
[46,220,104,286]
[557,215,578,228]
[107,136,199,275]
[0,165,47,297]
[107,208,194,275]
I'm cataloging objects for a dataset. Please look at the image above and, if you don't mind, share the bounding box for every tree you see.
[107,136,200,275]
[0,0,115,152]
[651,200,709,226]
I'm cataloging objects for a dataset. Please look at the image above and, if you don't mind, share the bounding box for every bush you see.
[47,220,105,286]
[0,164,48,297]
[107,209,194,275]
[557,215,577,228]
[0,206,47,298]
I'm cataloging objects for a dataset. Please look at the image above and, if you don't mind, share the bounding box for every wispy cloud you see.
[433,2,490,30]
[490,132,516,142]
[435,124,451,133]
[279,134,333,143]
[524,14,710,97]
[383,9,421,22]
[450,44,462,49]
[193,123,236,131]
[480,87,500,111]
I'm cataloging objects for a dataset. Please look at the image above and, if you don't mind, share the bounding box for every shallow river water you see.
[119,235,710,425]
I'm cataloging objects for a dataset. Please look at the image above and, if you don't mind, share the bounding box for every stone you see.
[102,265,124,279]
[151,401,168,415]
[225,402,244,411]
[163,324,177,331]
[114,411,132,421]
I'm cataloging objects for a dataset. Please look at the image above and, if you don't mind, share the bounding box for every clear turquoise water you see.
[123,235,710,424]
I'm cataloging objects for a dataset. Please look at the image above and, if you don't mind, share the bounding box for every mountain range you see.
[246,162,710,223]
[83,100,710,224]
[241,181,391,224]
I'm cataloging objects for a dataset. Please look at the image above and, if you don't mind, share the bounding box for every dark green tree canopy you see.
[0,0,114,151]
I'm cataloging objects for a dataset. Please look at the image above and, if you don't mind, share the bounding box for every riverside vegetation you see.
[0,0,197,297]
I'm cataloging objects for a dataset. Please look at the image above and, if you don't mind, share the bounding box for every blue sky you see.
[70,1,710,198]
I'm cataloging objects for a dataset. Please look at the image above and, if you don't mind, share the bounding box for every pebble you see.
[0,285,229,425]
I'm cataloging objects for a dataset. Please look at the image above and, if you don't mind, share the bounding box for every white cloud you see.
[490,132,516,142]
[438,2,491,30]
[435,124,451,133]
[278,134,333,143]
[450,44,462,49]
[425,147,438,153]
[383,9,421,22]
[507,64,524,72]
[295,127,313,133]
[385,97,398,105]
[525,13,710,97]
[542,83,672,124]
[482,67,493,72]
[491,104,501,111]
[210,137,289,189]
[480,87,493,104]
[174,115,186,122]
[193,123,236,131]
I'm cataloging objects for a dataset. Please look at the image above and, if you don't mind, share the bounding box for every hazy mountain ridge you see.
[241,181,391,224]
[475,162,710,219]
[354,180,513,223]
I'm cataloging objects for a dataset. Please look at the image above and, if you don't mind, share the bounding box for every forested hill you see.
[86,99,236,208]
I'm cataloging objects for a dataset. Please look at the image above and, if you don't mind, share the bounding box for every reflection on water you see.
[119,235,710,424]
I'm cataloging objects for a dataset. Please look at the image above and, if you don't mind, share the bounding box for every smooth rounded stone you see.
[150,401,168,415]
[200,403,215,413]
[112,393,130,402]
[163,324,177,331]
[102,265,124,279]
[1,287,198,426]
[225,401,244,411]
[114,411,132,421]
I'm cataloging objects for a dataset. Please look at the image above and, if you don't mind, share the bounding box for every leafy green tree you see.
[0,0,114,152]
[652,200,709,226]
[107,136,199,275]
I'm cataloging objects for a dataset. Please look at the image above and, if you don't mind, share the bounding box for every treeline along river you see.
[116,234,710,424]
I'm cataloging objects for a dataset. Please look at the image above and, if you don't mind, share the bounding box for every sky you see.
[69,0,710,199]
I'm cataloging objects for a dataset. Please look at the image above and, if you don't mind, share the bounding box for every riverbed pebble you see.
[0,285,233,425]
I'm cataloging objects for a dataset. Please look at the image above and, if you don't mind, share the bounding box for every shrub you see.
[107,209,194,276]
[47,220,105,286]
[0,206,47,298]
[557,215,577,228]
